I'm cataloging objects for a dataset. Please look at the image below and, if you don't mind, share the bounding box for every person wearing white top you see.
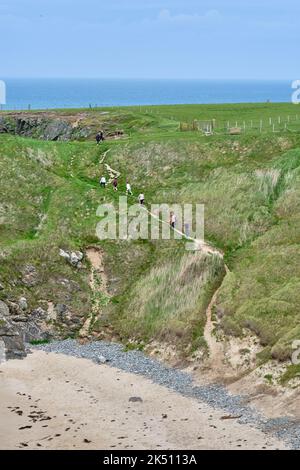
[170,211,177,229]
[126,182,133,195]
[100,176,106,188]
[138,193,145,205]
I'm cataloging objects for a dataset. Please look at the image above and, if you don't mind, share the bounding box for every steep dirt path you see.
[100,148,121,182]
[203,287,225,371]
[79,248,109,338]
[200,260,239,383]
[105,163,121,183]
[99,149,111,164]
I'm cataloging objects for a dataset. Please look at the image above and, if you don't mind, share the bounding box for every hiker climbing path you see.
[79,247,110,338]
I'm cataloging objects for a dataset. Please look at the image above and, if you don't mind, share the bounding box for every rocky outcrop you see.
[0,111,127,142]
[0,300,9,318]
[0,301,26,362]
[43,120,73,141]
[0,115,92,141]
[0,300,52,364]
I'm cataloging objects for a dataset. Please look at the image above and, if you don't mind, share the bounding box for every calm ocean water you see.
[1,79,293,110]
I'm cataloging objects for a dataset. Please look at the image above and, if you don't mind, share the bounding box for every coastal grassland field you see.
[0,103,300,378]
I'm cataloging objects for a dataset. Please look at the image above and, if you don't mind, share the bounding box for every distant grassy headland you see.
[0,103,300,384]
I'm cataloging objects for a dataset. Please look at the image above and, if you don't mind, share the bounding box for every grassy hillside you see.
[1,103,300,374]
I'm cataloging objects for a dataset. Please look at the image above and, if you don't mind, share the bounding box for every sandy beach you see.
[0,351,287,450]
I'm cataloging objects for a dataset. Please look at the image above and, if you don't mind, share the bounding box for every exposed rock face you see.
[0,300,51,364]
[0,301,26,362]
[0,115,92,141]
[0,300,9,318]
[43,120,73,141]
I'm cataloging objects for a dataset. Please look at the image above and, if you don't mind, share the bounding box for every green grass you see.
[1,103,300,360]
[114,249,224,352]
[29,339,51,346]
[280,365,300,386]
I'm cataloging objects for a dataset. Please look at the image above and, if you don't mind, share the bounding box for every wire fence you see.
[179,114,300,135]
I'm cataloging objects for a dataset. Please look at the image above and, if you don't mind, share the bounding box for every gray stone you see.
[129,397,143,403]
[18,297,28,311]
[11,316,28,323]
[0,300,9,317]
[7,302,22,316]
[0,316,16,336]
[55,304,68,322]
[94,355,107,364]
[22,265,38,287]
[31,307,47,320]
[59,249,71,262]
[60,249,84,268]
[70,251,84,266]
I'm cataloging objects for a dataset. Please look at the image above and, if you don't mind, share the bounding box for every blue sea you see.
[1,78,294,110]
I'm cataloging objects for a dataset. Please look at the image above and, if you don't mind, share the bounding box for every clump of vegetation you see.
[264,374,274,385]
[280,365,300,386]
[29,339,51,346]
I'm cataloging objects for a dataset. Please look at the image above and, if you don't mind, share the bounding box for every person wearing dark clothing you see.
[113,178,118,191]
[96,131,104,144]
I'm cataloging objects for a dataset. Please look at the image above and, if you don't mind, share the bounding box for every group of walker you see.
[99,175,145,206]
[98,133,176,227]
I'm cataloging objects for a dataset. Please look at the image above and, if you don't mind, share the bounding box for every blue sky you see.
[0,0,299,79]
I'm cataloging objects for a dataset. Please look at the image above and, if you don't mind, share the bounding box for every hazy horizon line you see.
[2,77,294,82]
